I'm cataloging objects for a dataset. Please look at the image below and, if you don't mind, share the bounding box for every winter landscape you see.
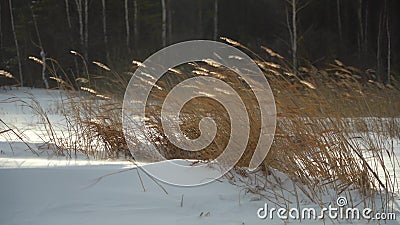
[1,1,400,225]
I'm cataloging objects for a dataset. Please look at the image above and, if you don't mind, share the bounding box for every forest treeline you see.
[0,0,398,87]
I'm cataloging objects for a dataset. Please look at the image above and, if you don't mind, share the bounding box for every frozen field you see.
[0,87,399,225]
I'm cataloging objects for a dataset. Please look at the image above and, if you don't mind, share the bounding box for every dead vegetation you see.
[16,38,400,210]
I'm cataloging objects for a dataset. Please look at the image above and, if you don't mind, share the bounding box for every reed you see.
[25,42,400,209]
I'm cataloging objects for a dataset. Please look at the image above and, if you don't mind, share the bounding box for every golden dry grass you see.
[27,41,400,208]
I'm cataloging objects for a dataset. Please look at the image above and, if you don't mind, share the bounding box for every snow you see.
[0,164,262,225]
[0,87,399,225]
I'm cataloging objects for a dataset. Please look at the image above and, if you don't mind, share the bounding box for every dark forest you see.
[0,0,399,87]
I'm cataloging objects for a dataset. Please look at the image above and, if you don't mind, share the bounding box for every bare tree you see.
[31,3,49,88]
[286,0,297,72]
[285,0,308,73]
[363,1,369,56]
[102,0,110,62]
[386,2,391,83]
[65,0,72,28]
[133,0,138,48]
[65,0,80,77]
[72,0,88,59]
[376,9,382,81]
[357,0,365,58]
[124,0,130,49]
[84,0,88,59]
[161,0,167,46]
[9,0,23,86]
[213,0,218,40]
[0,2,3,51]
[74,0,84,57]
[198,0,203,37]
[376,0,390,83]
[336,0,342,42]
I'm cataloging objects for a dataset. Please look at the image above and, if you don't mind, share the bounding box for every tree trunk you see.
[376,3,389,83]
[385,2,390,83]
[84,0,88,59]
[31,4,49,88]
[213,0,218,40]
[0,2,3,52]
[376,10,382,81]
[102,0,110,62]
[40,50,48,88]
[9,0,23,86]
[363,1,368,57]
[291,0,297,72]
[66,0,80,77]
[336,0,342,42]
[168,0,172,42]
[75,0,84,57]
[124,0,130,49]
[65,0,72,28]
[357,0,364,59]
[133,0,138,49]
[161,0,167,46]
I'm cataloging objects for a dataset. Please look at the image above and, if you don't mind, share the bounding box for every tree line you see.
[0,0,398,87]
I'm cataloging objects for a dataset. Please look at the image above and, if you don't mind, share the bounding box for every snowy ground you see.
[0,87,399,225]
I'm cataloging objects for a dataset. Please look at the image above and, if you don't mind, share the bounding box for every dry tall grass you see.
[25,39,400,210]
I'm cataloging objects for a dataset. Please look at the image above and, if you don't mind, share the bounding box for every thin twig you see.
[0,119,39,156]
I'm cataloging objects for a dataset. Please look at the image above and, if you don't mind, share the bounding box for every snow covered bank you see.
[1,87,399,224]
